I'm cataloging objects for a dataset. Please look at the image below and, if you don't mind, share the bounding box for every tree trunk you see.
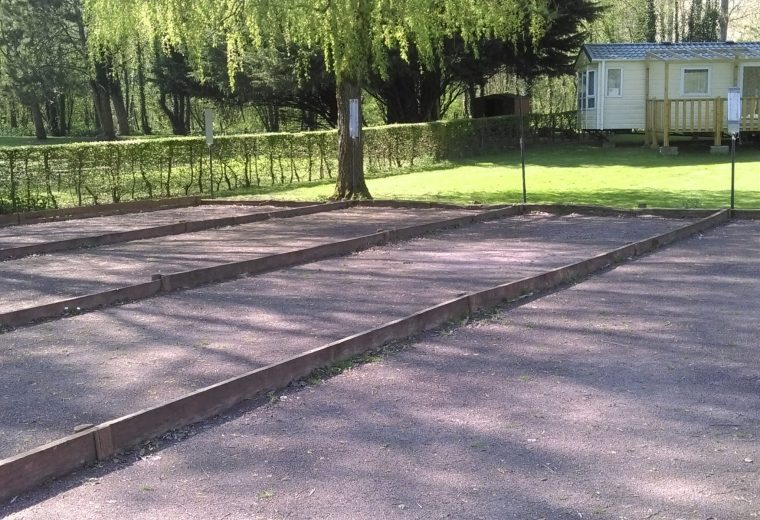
[719,0,729,41]
[66,96,74,133]
[92,58,116,140]
[465,83,477,118]
[674,0,680,42]
[333,80,370,200]
[158,92,189,135]
[58,94,67,136]
[136,43,152,134]
[92,83,116,140]
[646,0,657,42]
[184,96,192,133]
[8,100,18,129]
[47,94,67,136]
[47,100,62,137]
[110,78,131,135]
[30,103,47,140]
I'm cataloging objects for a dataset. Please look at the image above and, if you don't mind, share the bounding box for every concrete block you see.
[659,146,679,156]
[710,145,729,155]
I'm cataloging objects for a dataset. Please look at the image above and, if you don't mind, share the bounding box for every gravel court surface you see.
[0,207,474,313]
[3,219,757,519]
[0,214,687,461]
[0,204,275,248]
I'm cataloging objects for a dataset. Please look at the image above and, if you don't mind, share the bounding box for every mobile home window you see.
[577,69,597,109]
[683,68,710,95]
[607,68,622,97]
[586,70,596,109]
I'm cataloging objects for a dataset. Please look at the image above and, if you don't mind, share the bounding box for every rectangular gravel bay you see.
[0,204,275,248]
[3,219,758,519]
[0,214,687,460]
[0,207,473,313]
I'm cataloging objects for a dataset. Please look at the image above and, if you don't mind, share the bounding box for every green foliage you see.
[84,0,550,84]
[685,0,720,41]
[0,0,82,105]
[0,113,576,213]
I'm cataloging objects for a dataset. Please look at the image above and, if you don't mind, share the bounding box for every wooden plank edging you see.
[0,202,349,261]
[0,206,520,329]
[0,209,728,504]
[222,198,736,218]
[0,196,202,228]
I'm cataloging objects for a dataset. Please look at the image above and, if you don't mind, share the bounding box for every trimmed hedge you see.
[0,112,575,213]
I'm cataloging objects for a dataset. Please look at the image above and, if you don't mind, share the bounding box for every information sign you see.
[728,87,741,135]
[349,99,360,139]
[204,109,214,147]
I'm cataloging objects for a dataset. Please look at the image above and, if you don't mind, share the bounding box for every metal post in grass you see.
[518,91,527,204]
[727,87,741,211]
[731,134,736,210]
[205,109,215,198]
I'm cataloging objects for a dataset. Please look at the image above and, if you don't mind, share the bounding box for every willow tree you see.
[85,0,548,199]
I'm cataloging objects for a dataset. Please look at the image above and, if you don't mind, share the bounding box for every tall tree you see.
[84,0,549,200]
[202,45,339,130]
[685,0,720,41]
[0,0,80,139]
[646,0,658,42]
[719,0,729,40]
[135,42,152,134]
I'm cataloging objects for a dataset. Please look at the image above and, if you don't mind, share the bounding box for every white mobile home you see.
[576,41,760,148]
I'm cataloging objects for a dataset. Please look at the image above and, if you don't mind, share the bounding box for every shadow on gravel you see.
[5,219,754,519]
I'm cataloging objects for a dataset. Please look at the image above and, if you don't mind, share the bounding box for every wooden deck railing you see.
[742,96,760,132]
[645,97,760,147]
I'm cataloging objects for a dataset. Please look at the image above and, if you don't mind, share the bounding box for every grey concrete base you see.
[659,146,679,156]
[710,145,729,155]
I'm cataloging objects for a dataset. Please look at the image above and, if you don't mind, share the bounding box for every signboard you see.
[727,87,741,135]
[204,109,214,147]
[349,99,360,139]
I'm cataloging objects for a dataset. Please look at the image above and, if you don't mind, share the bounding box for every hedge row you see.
[0,112,575,213]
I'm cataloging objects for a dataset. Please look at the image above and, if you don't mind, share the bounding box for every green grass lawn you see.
[223,140,760,209]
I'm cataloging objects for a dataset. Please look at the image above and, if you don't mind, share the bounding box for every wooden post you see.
[663,62,670,148]
[714,97,723,146]
[644,99,652,148]
[644,62,651,146]
[651,101,660,148]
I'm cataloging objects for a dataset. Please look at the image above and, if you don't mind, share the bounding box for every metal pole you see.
[209,145,214,199]
[520,136,527,204]
[518,94,527,204]
[731,133,736,210]
[353,137,358,199]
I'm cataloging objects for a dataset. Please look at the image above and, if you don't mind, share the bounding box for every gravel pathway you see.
[0,214,685,461]
[0,204,274,248]
[0,207,473,312]
[3,219,757,519]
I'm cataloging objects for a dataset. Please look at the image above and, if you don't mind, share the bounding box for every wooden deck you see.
[645,97,760,147]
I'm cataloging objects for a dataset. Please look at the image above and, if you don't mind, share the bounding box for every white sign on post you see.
[204,109,214,147]
[349,99,360,139]
[727,87,742,135]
